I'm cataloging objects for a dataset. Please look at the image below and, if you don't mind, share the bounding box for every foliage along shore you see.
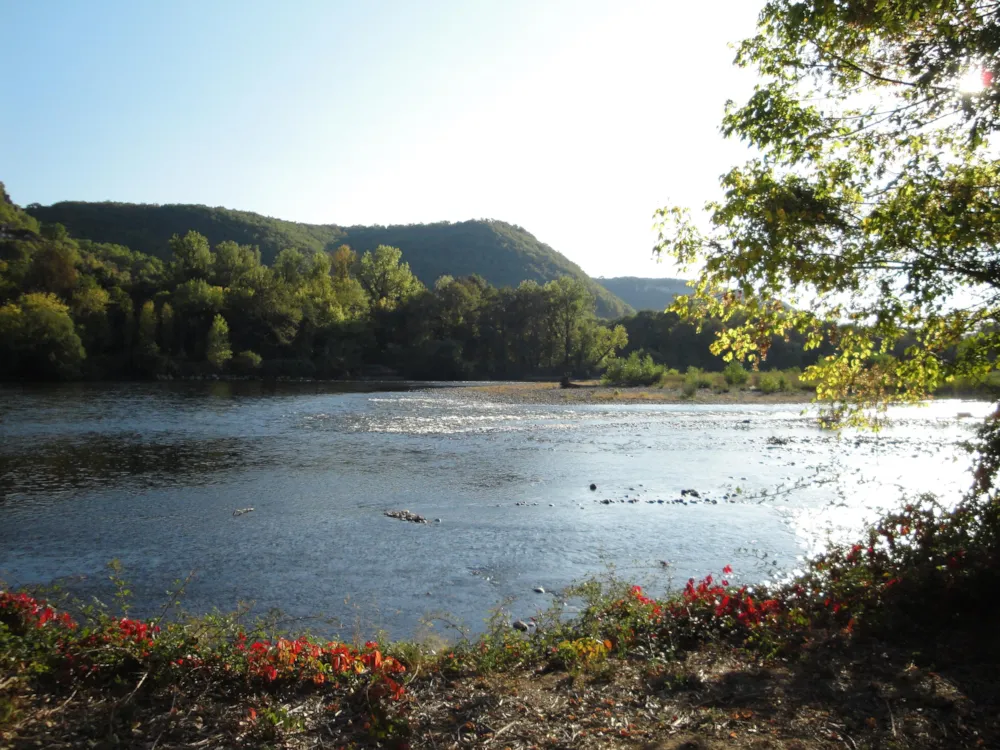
[4,181,954,390]
[3,470,1000,749]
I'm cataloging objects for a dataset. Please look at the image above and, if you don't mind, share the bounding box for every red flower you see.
[722,565,733,575]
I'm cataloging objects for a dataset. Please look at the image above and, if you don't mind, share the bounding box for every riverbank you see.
[459,380,816,406]
[4,488,999,748]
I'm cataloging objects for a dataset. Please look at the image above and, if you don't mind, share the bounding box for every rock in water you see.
[233,507,254,517]
[384,509,428,524]
[512,620,531,632]
[533,586,546,594]
[589,483,597,491]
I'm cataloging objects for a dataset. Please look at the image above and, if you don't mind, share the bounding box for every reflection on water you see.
[0,382,989,638]
[1,436,258,500]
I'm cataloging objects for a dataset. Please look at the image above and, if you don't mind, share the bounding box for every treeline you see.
[0,185,628,381]
[3,184,946,386]
[616,310,836,373]
[25,201,633,318]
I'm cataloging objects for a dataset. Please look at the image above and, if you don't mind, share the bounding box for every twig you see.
[119,670,149,707]
[484,720,517,744]
[885,698,897,737]
[54,689,78,715]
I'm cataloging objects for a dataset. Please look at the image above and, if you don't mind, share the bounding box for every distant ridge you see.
[25,201,632,318]
[595,276,692,312]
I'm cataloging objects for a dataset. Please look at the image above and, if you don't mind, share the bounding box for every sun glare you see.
[958,65,988,93]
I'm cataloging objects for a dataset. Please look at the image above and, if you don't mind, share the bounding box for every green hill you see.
[25,202,631,318]
[595,276,693,312]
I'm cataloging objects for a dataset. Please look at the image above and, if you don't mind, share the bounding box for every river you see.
[0,382,990,639]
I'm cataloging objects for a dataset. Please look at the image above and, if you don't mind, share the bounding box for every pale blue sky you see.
[2,0,764,278]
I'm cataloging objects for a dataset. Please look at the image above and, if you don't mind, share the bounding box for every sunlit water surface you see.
[0,382,990,638]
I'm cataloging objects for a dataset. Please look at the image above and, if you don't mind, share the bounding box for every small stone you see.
[589,483,597,491]
[533,586,546,594]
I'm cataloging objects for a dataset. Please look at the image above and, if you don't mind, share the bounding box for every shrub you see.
[552,637,611,672]
[685,366,714,390]
[758,372,782,394]
[681,378,698,398]
[602,351,666,386]
[723,361,750,386]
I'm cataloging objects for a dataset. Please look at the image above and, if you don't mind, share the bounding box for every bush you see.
[758,372,783,394]
[685,366,714,389]
[681,378,698,398]
[723,361,750,386]
[602,351,666,386]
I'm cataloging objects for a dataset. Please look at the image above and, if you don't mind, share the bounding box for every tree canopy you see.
[0,184,629,381]
[25,202,632,318]
[655,0,1000,425]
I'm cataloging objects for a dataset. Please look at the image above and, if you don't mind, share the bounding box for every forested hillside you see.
[1,183,628,381]
[26,202,631,318]
[596,276,692,311]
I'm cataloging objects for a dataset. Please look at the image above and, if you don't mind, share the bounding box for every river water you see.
[0,382,991,639]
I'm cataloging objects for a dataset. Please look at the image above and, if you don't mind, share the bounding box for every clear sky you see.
[1,0,764,279]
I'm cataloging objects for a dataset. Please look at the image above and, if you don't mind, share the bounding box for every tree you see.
[206,314,232,370]
[159,302,176,355]
[0,182,40,234]
[273,248,311,286]
[330,245,357,280]
[546,276,593,369]
[212,240,260,287]
[71,282,111,354]
[578,322,628,372]
[25,240,80,297]
[357,245,423,311]
[173,279,224,358]
[224,266,302,351]
[169,231,213,282]
[0,293,85,379]
[655,0,1000,427]
[137,300,159,357]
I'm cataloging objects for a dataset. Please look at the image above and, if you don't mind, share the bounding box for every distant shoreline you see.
[450,380,817,405]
